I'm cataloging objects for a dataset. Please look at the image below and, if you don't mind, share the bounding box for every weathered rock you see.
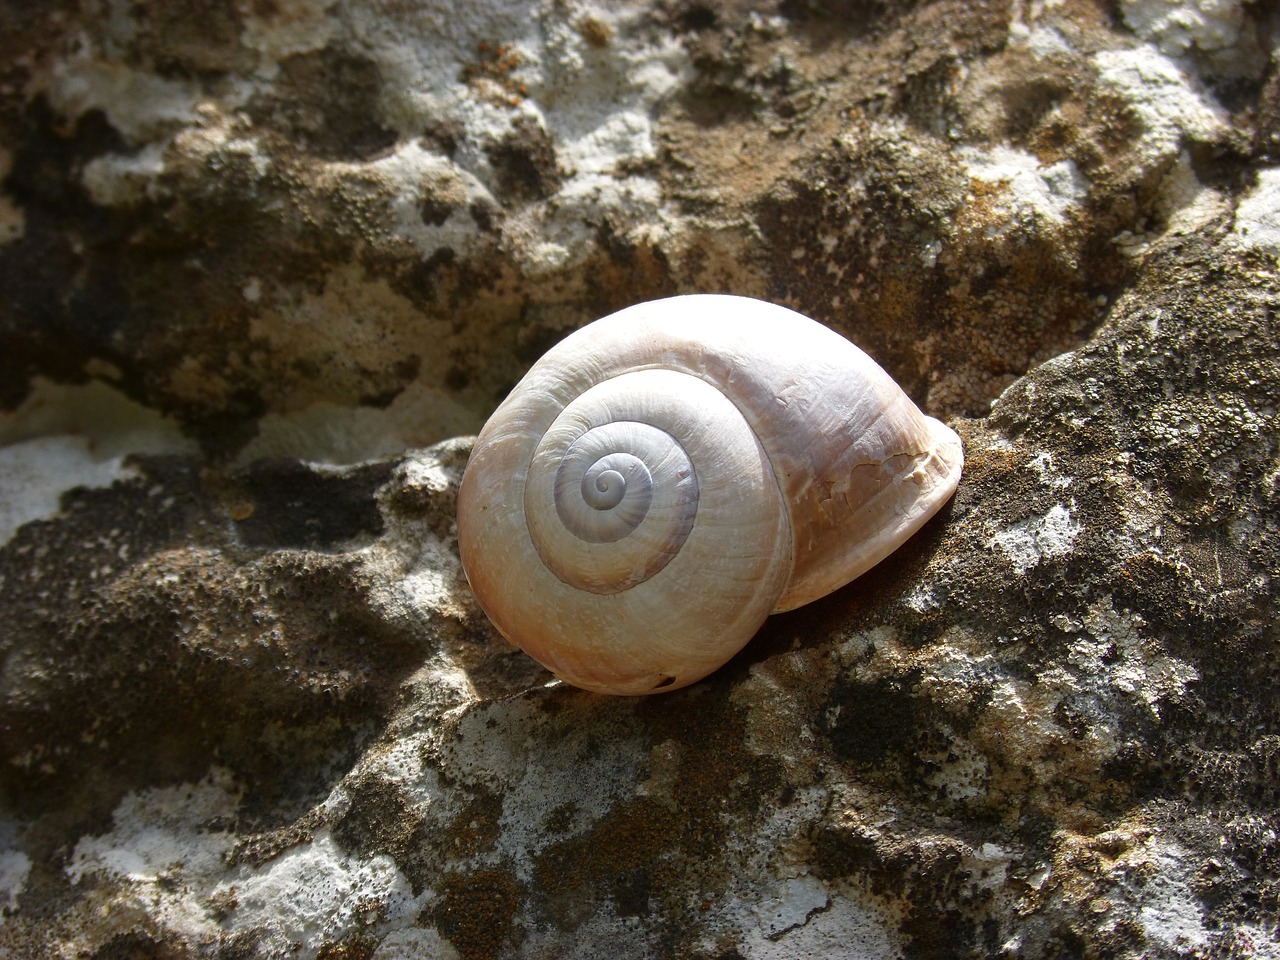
[1,0,1278,957]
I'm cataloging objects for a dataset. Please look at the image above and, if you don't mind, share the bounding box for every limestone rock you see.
[1,0,1278,957]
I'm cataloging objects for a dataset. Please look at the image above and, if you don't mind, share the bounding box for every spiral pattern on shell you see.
[528,382,702,593]
[457,295,964,695]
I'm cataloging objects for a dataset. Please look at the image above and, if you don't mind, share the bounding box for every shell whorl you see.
[527,371,726,595]
[456,295,964,695]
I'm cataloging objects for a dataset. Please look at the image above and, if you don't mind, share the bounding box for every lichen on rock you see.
[2,0,1279,957]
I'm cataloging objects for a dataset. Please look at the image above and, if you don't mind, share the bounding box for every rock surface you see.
[2,0,1279,957]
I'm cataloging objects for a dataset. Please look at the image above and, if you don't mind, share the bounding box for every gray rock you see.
[1,0,1278,957]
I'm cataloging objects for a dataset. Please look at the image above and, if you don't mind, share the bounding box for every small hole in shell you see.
[652,676,676,689]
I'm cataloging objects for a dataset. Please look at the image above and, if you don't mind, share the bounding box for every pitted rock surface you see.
[2,1,1279,957]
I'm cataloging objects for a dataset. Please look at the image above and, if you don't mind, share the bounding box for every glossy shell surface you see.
[456,295,963,694]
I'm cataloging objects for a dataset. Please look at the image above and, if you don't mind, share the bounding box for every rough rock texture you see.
[2,0,1279,957]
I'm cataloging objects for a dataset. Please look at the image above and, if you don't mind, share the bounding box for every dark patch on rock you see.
[667,2,719,33]
[429,868,524,959]
[1254,68,1280,161]
[0,100,139,407]
[259,47,398,162]
[486,117,564,203]
[332,774,422,865]
[315,935,378,960]
[441,789,504,862]
[443,363,471,392]
[88,930,194,959]
[376,778,508,900]
[113,0,248,77]
[811,820,997,957]
[821,673,925,768]
[229,458,393,550]
[420,194,455,227]
[521,690,786,952]
[778,0,917,36]
[0,455,424,825]
[534,796,671,930]
[588,219,678,316]
[467,200,497,232]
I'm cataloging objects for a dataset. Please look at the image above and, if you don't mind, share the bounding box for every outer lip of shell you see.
[772,412,963,613]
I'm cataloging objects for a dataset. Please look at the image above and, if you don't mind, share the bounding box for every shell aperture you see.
[456,295,963,695]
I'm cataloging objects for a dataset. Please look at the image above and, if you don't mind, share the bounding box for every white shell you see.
[456,295,963,695]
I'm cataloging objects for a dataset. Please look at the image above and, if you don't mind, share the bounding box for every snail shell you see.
[456,295,963,695]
